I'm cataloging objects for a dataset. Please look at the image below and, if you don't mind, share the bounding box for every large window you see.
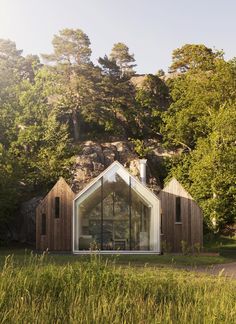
[76,169,151,251]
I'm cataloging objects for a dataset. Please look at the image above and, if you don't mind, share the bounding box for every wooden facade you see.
[36,174,203,253]
[159,178,203,252]
[36,177,75,251]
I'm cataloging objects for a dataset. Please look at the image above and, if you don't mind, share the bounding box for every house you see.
[36,161,203,253]
[73,160,160,253]
[159,178,203,252]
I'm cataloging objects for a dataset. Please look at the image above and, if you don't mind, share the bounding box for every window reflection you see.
[77,168,151,251]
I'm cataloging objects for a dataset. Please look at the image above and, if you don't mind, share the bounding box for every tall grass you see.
[0,253,235,323]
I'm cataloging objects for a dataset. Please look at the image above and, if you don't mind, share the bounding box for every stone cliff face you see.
[71,140,161,194]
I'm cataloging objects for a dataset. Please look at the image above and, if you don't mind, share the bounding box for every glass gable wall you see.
[74,164,158,252]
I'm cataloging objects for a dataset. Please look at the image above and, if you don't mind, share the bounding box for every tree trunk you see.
[72,109,80,141]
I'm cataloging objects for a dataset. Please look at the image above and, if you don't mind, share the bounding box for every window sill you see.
[175,222,182,225]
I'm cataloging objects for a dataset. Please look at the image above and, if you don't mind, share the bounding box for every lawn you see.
[0,247,235,268]
[0,253,235,323]
[1,233,236,268]
[204,234,236,257]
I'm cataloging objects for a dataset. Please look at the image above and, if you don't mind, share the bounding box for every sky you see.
[0,0,235,74]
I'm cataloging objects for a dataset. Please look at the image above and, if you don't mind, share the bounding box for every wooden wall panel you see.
[36,175,203,253]
[36,177,75,252]
[159,178,203,252]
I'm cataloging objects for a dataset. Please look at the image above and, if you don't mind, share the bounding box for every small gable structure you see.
[36,177,75,251]
[159,178,203,252]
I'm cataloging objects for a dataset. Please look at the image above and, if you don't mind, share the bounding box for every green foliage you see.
[135,74,170,137]
[162,57,236,150]
[110,42,136,77]
[170,44,224,73]
[0,145,20,227]
[42,28,92,66]
[180,240,191,255]
[130,139,151,158]
[193,242,201,255]
[161,49,236,230]
[189,125,236,230]
[98,54,138,138]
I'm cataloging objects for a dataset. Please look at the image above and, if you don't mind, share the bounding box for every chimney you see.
[139,159,147,185]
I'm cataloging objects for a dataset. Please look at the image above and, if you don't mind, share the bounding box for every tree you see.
[156,69,165,77]
[169,104,236,231]
[42,28,96,141]
[163,51,236,230]
[170,44,224,73]
[189,107,236,230]
[0,40,40,147]
[0,144,20,230]
[162,58,236,150]
[110,42,136,77]
[135,74,170,137]
[98,54,137,138]
[9,68,74,189]
[42,28,92,66]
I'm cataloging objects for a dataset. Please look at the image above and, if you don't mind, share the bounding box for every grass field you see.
[0,253,235,323]
[0,235,235,323]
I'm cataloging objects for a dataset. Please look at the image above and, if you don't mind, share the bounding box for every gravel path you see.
[189,262,236,279]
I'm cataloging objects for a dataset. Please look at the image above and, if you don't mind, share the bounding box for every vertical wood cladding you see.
[36,178,75,251]
[36,175,203,253]
[159,178,203,252]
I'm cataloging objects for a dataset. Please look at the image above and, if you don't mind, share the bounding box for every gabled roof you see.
[37,177,74,206]
[74,160,159,203]
[162,177,193,200]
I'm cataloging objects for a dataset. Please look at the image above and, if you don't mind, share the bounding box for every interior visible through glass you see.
[77,169,151,251]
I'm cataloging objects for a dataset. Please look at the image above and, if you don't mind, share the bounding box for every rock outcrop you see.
[71,140,162,194]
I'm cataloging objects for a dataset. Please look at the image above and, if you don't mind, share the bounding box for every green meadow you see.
[0,251,235,323]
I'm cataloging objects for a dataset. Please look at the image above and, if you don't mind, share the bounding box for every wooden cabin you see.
[36,177,75,251]
[159,178,203,252]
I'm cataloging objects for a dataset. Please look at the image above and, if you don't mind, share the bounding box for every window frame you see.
[175,196,182,224]
[41,213,46,235]
[160,209,164,234]
[55,196,60,218]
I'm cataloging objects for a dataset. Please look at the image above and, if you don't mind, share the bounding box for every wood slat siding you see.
[36,177,75,251]
[159,178,203,252]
